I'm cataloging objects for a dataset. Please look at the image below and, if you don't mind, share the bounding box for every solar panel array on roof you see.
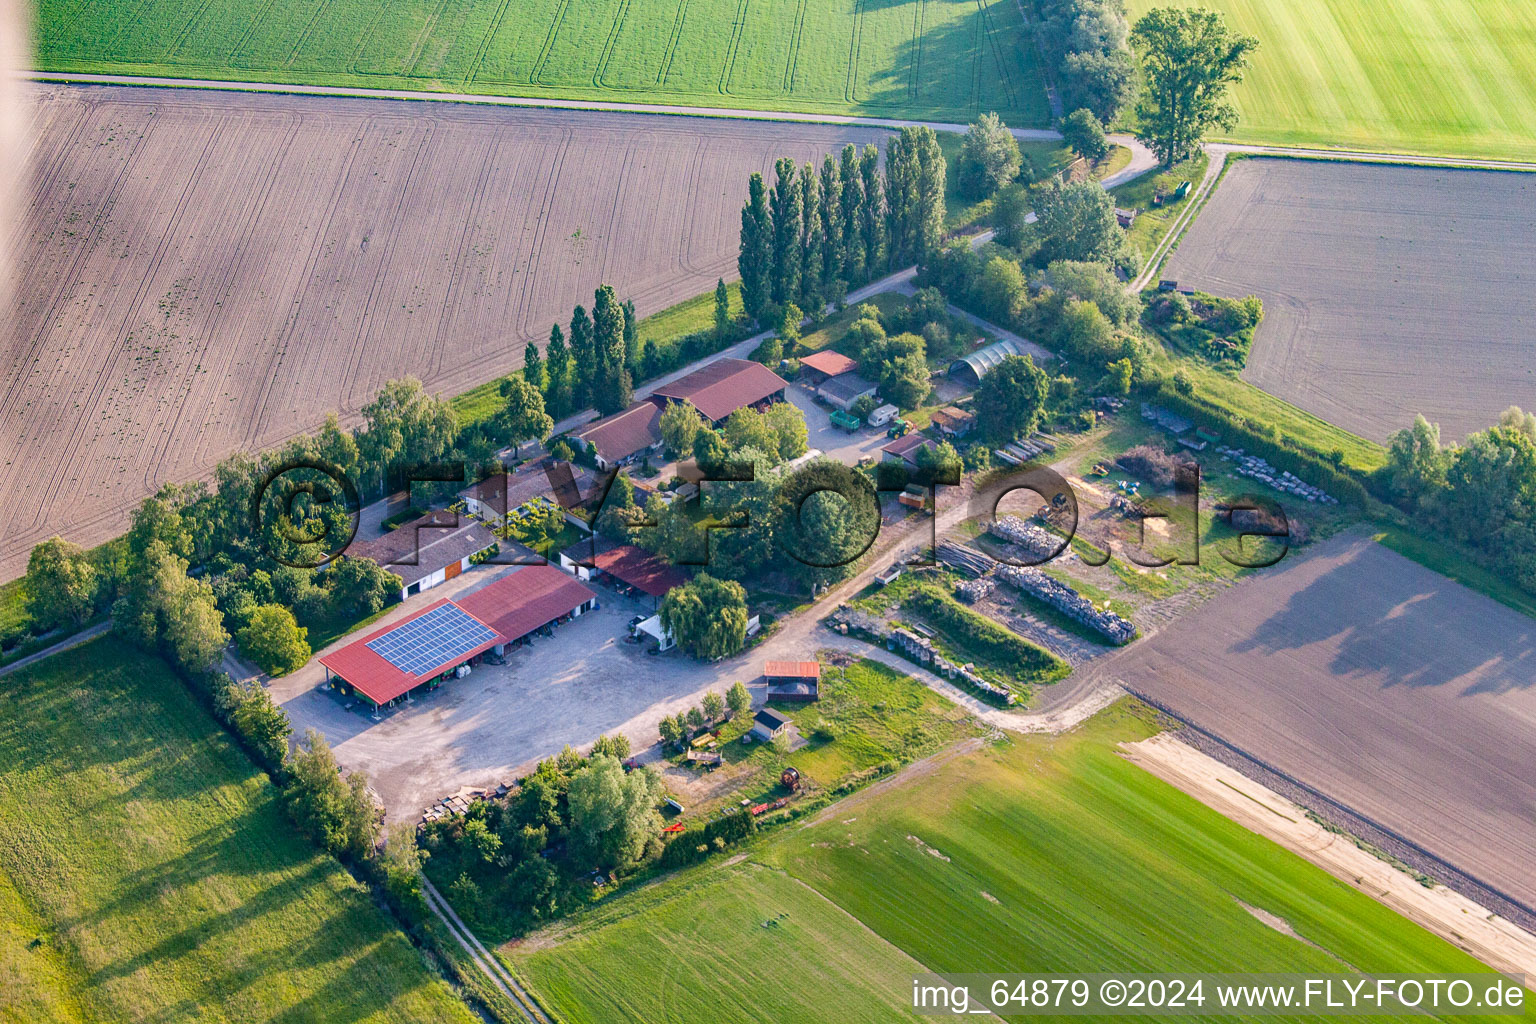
[366,603,497,677]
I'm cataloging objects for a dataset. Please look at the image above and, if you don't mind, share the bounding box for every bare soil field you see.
[0,84,885,578]
[1164,158,1536,443]
[1079,531,1536,914]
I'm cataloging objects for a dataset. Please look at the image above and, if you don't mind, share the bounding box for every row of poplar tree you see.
[738,126,947,324]
[522,283,636,421]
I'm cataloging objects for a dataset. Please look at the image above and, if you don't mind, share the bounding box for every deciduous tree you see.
[1131,6,1257,165]
[566,755,662,871]
[238,603,310,676]
[500,373,554,457]
[956,112,1022,198]
[976,354,1050,443]
[24,536,98,630]
[659,573,749,661]
[1061,107,1111,162]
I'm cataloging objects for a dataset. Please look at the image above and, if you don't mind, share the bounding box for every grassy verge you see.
[1374,527,1536,621]
[1111,151,1210,270]
[514,700,1511,1021]
[676,658,979,816]
[0,637,478,1023]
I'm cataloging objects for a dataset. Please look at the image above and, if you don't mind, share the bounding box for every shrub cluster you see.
[658,808,758,869]
[906,584,1063,674]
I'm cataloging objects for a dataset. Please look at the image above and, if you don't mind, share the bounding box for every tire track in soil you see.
[45,115,227,519]
[593,136,641,288]
[282,0,338,69]
[844,0,865,104]
[512,130,573,341]
[243,123,365,450]
[908,0,926,102]
[426,135,502,384]
[0,107,150,416]
[339,118,438,412]
[718,0,750,97]
[394,0,453,79]
[656,0,691,87]
[979,0,1019,113]
[0,112,160,537]
[595,0,633,90]
[147,111,301,487]
[781,0,809,94]
[464,0,517,89]
[677,136,711,275]
[227,0,283,70]
[529,0,572,88]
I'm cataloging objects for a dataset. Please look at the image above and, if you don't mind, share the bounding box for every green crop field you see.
[1124,0,1536,161]
[513,703,1518,1023]
[0,638,477,1024]
[34,0,1050,125]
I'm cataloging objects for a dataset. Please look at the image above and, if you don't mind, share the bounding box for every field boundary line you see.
[1119,685,1536,931]
[23,71,1075,136]
[421,875,553,1024]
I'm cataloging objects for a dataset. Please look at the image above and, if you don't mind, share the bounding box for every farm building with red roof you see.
[797,350,857,383]
[319,599,505,710]
[559,539,687,609]
[764,660,822,702]
[456,565,597,644]
[648,357,787,425]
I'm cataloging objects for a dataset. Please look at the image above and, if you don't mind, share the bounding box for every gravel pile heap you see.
[995,564,1137,645]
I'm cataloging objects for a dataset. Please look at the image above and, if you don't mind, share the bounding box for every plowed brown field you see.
[1,85,885,577]
[1082,532,1536,914]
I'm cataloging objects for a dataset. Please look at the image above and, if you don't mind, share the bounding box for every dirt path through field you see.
[1123,732,1536,986]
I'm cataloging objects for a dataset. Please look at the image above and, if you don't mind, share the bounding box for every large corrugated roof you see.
[948,338,1021,383]
[650,357,788,423]
[455,565,597,642]
[318,598,505,705]
[799,350,857,377]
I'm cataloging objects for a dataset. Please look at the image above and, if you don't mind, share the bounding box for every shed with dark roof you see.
[344,510,497,602]
[572,401,664,470]
[816,371,879,412]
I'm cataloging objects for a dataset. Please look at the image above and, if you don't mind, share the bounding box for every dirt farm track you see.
[1080,532,1536,914]
[0,84,886,578]
[1164,157,1536,444]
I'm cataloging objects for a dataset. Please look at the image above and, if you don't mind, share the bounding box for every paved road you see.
[0,620,111,678]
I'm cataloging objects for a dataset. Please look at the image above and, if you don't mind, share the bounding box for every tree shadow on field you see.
[1230,540,1536,697]
[851,1,1044,124]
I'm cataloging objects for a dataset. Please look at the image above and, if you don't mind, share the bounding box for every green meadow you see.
[1125,0,1536,161]
[35,0,1050,125]
[0,638,478,1024]
[513,703,1521,1023]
